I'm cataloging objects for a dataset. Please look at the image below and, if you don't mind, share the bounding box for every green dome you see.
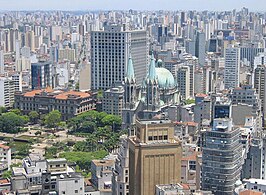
[155,67,175,88]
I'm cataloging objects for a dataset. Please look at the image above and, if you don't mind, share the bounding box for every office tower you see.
[195,31,206,66]
[91,25,148,90]
[240,47,264,69]
[254,65,266,111]
[128,119,182,195]
[208,37,218,52]
[176,66,190,100]
[157,25,168,45]
[0,77,15,107]
[31,62,52,89]
[102,86,124,117]
[202,118,242,194]
[180,12,186,27]
[0,50,4,74]
[185,39,196,56]
[224,46,240,89]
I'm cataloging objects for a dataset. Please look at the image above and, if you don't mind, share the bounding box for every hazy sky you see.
[0,0,266,11]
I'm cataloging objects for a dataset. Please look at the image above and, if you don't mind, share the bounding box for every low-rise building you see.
[14,89,96,120]
[91,159,115,194]
[11,155,84,195]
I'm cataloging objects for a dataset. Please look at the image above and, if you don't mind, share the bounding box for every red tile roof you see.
[240,190,263,195]
[0,144,9,150]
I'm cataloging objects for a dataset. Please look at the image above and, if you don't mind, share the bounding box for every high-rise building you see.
[79,61,91,92]
[224,46,240,89]
[240,47,264,69]
[11,72,22,92]
[31,62,52,90]
[128,119,182,195]
[176,66,190,100]
[91,25,148,90]
[112,136,130,195]
[102,85,124,117]
[0,77,15,108]
[195,31,206,66]
[254,65,266,111]
[0,50,4,74]
[58,47,76,62]
[202,118,242,194]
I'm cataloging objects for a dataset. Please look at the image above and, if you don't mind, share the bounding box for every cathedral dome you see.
[155,67,175,89]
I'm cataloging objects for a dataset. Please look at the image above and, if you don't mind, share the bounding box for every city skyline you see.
[0,0,266,11]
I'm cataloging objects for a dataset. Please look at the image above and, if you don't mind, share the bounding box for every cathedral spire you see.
[126,54,135,81]
[148,52,156,81]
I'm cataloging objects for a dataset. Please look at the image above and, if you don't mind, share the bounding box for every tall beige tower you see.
[128,119,182,195]
[79,61,91,92]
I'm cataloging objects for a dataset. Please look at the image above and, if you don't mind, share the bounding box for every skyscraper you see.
[0,50,4,74]
[202,118,242,194]
[195,31,206,66]
[254,64,266,112]
[31,62,52,90]
[91,25,148,90]
[176,65,190,100]
[224,46,240,89]
[128,119,182,195]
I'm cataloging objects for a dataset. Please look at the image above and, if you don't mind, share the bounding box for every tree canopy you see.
[28,111,39,124]
[0,112,29,133]
[44,110,62,128]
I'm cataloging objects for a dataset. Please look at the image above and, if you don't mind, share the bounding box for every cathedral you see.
[122,53,180,127]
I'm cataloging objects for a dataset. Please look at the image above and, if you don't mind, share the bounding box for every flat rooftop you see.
[137,119,172,125]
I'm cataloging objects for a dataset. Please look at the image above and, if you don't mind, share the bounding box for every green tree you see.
[0,112,28,133]
[44,110,61,128]
[80,121,97,133]
[97,90,103,99]
[0,107,6,114]
[10,109,22,115]
[101,114,122,131]
[28,111,39,124]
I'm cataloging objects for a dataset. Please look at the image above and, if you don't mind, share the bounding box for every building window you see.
[75,190,78,193]
[75,180,78,183]
[62,191,65,194]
